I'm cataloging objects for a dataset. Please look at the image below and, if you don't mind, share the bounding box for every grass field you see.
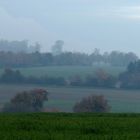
[0,65,126,78]
[0,113,140,139]
[1,85,140,113]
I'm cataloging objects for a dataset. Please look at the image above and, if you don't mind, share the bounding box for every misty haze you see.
[0,1,140,140]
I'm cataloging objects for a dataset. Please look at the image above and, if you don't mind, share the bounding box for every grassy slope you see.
[0,113,140,140]
[0,66,126,78]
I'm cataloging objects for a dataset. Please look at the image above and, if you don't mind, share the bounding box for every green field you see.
[0,66,126,78]
[1,85,140,113]
[0,113,140,139]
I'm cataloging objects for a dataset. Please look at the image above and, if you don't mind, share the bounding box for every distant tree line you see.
[0,51,138,67]
[0,40,41,53]
[0,69,66,86]
[0,39,138,67]
[118,60,140,89]
[0,68,117,88]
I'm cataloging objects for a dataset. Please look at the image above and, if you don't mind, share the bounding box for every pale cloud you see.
[117,6,140,20]
[96,6,140,20]
[58,5,140,21]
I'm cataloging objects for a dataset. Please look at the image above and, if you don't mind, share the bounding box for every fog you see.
[0,0,140,55]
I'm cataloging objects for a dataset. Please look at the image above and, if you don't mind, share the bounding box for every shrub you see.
[73,95,111,113]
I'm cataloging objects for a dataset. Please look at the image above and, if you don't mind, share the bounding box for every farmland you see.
[1,85,140,113]
[0,65,126,78]
[0,113,140,139]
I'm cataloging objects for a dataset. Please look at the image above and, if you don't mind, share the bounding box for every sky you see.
[0,0,140,54]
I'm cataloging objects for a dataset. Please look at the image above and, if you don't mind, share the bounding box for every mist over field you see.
[0,0,140,54]
[0,0,139,112]
[0,1,140,139]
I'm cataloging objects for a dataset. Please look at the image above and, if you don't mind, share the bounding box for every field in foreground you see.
[0,113,140,140]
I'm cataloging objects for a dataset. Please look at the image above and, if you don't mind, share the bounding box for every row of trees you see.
[0,69,66,86]
[0,40,40,53]
[2,59,140,89]
[0,68,116,88]
[0,51,138,67]
[119,60,140,89]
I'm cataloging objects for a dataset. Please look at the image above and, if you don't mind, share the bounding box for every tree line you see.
[0,68,116,88]
[0,51,138,67]
[0,39,138,67]
[0,40,40,53]
[119,60,140,89]
[1,59,140,89]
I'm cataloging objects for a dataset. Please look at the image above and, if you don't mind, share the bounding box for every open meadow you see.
[0,113,140,140]
[0,65,126,78]
[0,84,140,113]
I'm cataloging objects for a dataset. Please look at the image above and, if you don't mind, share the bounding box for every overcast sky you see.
[0,0,140,54]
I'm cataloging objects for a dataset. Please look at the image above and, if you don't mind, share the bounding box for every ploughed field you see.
[0,113,140,140]
[1,85,140,113]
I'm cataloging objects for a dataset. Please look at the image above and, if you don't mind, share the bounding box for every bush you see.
[2,89,48,112]
[73,95,111,113]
